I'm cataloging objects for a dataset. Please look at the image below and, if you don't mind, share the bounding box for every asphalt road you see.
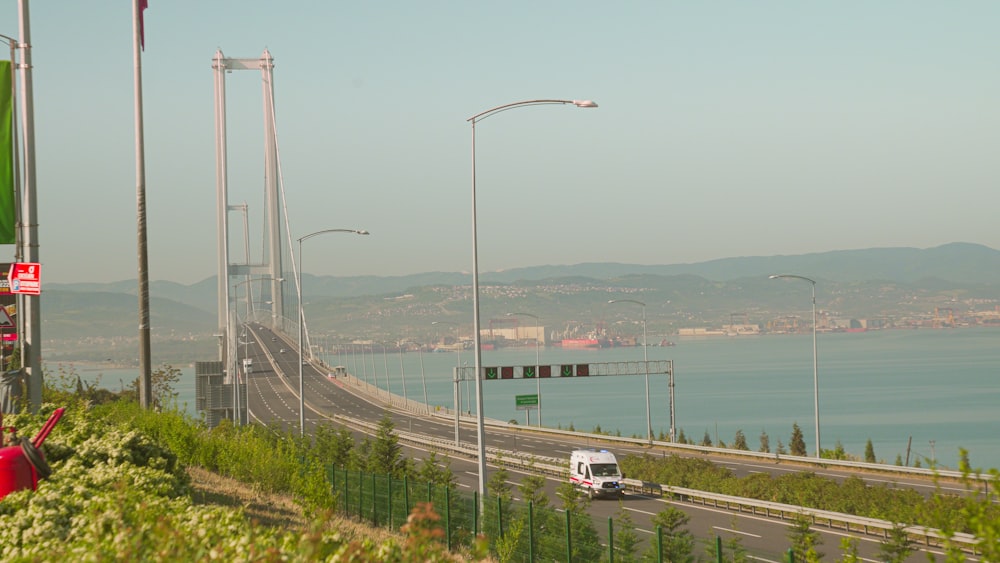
[240,323,962,561]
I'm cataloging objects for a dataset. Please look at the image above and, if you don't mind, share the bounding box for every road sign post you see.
[515,393,539,425]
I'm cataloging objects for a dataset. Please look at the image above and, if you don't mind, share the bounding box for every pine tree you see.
[518,472,549,509]
[733,429,749,450]
[369,413,405,476]
[416,451,455,488]
[864,439,876,463]
[877,522,914,562]
[787,514,823,561]
[643,506,695,562]
[314,424,355,468]
[700,430,713,447]
[776,439,787,455]
[612,502,641,562]
[758,430,771,453]
[790,423,807,456]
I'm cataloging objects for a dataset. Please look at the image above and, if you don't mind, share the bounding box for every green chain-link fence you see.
[327,465,781,562]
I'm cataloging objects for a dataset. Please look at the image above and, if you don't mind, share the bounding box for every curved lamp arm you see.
[468,99,598,124]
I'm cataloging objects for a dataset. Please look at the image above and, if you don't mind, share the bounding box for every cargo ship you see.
[560,338,602,348]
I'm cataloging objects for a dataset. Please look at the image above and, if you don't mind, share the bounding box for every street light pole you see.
[468,99,597,500]
[609,299,652,443]
[296,228,369,437]
[769,274,820,458]
[506,312,542,427]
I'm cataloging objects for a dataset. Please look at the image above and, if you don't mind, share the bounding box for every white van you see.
[569,449,625,499]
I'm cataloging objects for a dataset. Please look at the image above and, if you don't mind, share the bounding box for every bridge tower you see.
[211,50,289,416]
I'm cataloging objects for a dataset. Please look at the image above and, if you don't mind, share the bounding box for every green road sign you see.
[523,366,536,378]
[515,394,539,410]
[485,367,498,380]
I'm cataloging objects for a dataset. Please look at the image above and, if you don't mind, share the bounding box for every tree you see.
[864,439,876,463]
[787,513,823,561]
[789,423,807,456]
[612,502,641,563]
[484,463,514,545]
[127,364,181,410]
[416,451,455,488]
[877,522,914,562]
[313,424,354,468]
[518,472,549,509]
[925,452,1000,562]
[369,413,405,476]
[700,430,713,447]
[758,430,771,453]
[733,429,749,451]
[776,439,787,456]
[644,505,694,562]
[677,428,688,444]
[552,481,602,562]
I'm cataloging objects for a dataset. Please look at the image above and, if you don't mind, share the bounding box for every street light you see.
[296,228,369,437]
[769,274,820,458]
[468,98,597,499]
[506,312,542,427]
[608,299,652,443]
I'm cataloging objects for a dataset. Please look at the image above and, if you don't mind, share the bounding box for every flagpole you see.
[132,0,152,408]
[17,0,42,412]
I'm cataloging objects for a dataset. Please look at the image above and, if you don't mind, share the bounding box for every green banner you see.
[0,61,15,244]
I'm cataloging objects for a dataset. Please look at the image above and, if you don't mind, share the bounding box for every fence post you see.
[474,491,479,537]
[372,472,378,526]
[329,465,336,509]
[528,501,535,563]
[343,468,348,517]
[497,495,504,538]
[387,477,394,530]
[445,486,452,552]
[785,548,795,563]
[427,481,433,504]
[403,475,410,519]
[656,525,663,563]
[357,470,363,519]
[565,510,573,563]
[608,516,614,563]
[715,535,723,563]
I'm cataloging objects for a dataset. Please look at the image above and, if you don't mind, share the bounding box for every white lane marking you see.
[712,525,761,538]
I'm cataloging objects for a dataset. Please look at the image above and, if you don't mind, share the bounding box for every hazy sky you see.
[3,1,998,285]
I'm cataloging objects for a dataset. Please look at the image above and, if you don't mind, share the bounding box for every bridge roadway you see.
[241,322,952,562]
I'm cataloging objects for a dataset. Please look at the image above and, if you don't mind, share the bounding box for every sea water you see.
[64,327,1000,471]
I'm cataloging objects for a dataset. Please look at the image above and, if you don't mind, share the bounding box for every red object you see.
[0,442,36,497]
[0,408,64,499]
[561,338,600,348]
[7,262,41,295]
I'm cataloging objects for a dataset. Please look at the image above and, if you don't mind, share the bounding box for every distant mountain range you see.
[38,242,1000,359]
[47,242,1000,307]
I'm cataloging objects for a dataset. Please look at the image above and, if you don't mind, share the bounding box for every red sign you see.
[8,262,41,295]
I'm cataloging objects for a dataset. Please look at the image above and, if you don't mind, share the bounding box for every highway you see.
[241,322,964,561]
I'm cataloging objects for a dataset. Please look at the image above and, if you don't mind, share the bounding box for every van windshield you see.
[591,463,620,477]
